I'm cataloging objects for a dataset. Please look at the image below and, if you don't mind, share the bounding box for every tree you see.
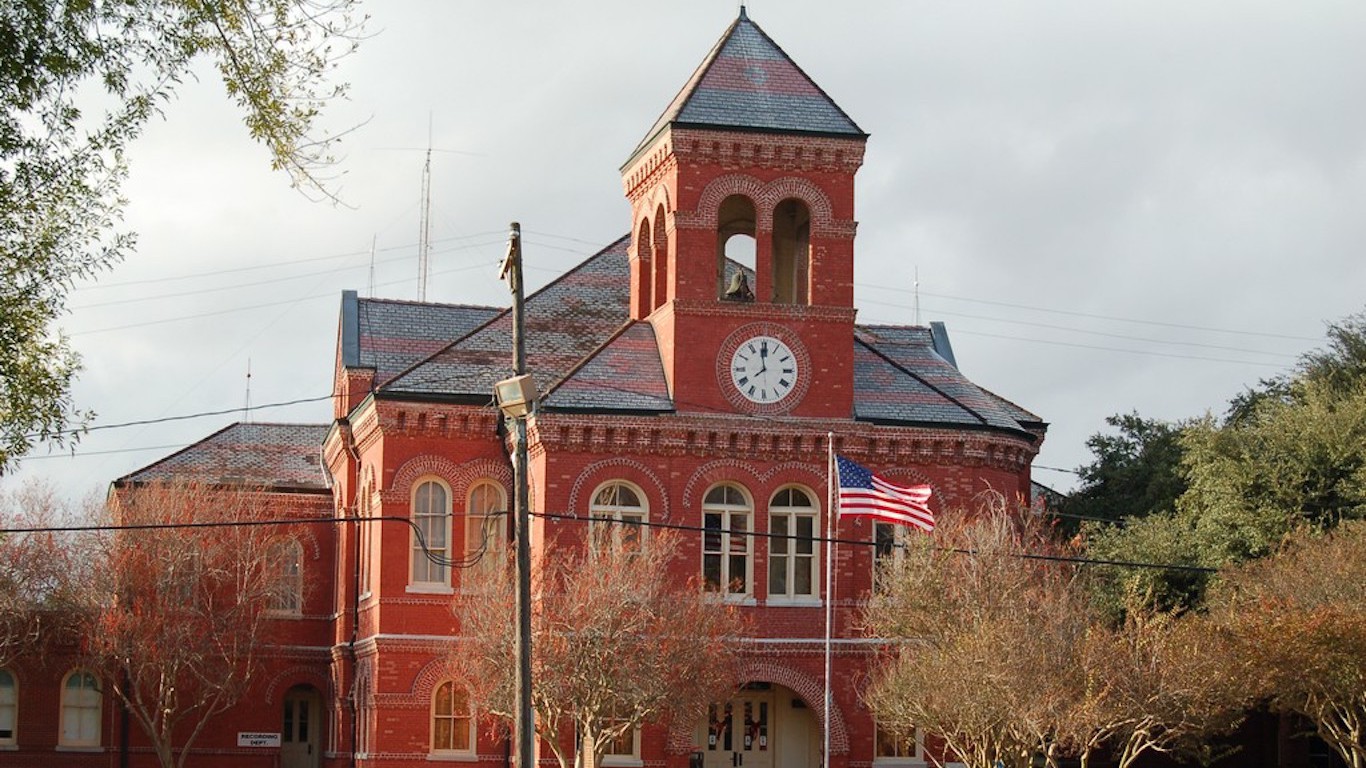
[1061,412,1189,527]
[0,481,87,667]
[455,532,743,768]
[0,0,362,472]
[1209,520,1366,768]
[85,481,300,768]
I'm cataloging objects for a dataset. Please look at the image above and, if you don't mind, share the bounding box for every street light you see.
[494,374,538,419]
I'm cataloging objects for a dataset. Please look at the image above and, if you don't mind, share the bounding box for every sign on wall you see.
[238,732,282,748]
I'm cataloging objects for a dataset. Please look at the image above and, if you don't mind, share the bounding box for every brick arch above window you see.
[264,666,332,703]
[567,458,669,521]
[409,657,467,704]
[386,456,512,504]
[682,459,824,511]
[684,174,837,236]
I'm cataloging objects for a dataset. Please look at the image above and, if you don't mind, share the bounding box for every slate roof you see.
[543,322,673,412]
[630,8,865,162]
[340,291,501,385]
[379,236,635,402]
[116,423,330,491]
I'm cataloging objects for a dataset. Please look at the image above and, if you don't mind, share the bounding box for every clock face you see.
[729,335,799,404]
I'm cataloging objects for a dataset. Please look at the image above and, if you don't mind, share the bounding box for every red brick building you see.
[1,10,1044,768]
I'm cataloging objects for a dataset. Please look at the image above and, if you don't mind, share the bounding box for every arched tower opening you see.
[652,204,670,311]
[771,198,811,305]
[633,216,654,317]
[717,194,756,301]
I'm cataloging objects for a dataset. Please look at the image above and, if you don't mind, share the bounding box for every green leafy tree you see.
[1061,412,1188,527]
[0,0,362,472]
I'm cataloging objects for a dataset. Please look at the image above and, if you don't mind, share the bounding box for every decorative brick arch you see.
[567,457,670,521]
[691,174,766,230]
[681,460,765,511]
[388,456,512,506]
[758,176,834,235]
[664,660,850,756]
[409,656,469,705]
[265,664,332,703]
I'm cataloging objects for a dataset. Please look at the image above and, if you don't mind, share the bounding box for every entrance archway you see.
[696,683,818,768]
[281,684,322,768]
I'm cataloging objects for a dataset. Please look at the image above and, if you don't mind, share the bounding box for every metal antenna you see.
[913,266,921,326]
[367,235,377,297]
[243,358,253,422]
[417,115,433,301]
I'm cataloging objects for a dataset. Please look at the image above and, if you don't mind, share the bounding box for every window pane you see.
[794,557,812,594]
[769,556,787,595]
[771,516,789,554]
[703,554,721,590]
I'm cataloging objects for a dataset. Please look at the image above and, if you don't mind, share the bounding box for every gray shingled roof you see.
[543,322,673,412]
[630,8,865,162]
[380,236,633,400]
[339,292,501,385]
[117,423,330,491]
[853,326,1041,434]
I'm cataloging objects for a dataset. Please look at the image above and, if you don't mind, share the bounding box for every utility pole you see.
[498,222,535,768]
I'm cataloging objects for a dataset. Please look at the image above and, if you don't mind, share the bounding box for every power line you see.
[26,395,333,440]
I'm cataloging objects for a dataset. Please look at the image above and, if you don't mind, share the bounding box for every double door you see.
[703,690,774,768]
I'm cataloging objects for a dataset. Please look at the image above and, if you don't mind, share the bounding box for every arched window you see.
[716,195,756,301]
[702,484,752,597]
[465,481,507,585]
[590,481,648,553]
[771,198,811,305]
[651,205,670,311]
[768,486,819,601]
[60,670,100,747]
[359,473,375,598]
[431,681,474,755]
[635,217,654,316]
[0,669,15,745]
[268,539,304,614]
[412,479,451,587]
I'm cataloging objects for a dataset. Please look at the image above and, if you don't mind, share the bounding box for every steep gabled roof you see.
[542,321,673,412]
[115,422,330,492]
[379,237,632,401]
[339,292,501,385]
[853,325,1041,436]
[629,8,866,162]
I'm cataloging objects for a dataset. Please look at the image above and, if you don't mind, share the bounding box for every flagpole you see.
[823,431,835,768]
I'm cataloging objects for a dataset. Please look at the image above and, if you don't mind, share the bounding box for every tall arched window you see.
[412,479,451,587]
[635,217,654,316]
[771,198,811,305]
[0,669,15,745]
[465,481,507,585]
[359,473,375,598]
[590,481,648,553]
[702,484,752,597]
[716,195,756,301]
[651,205,670,311]
[60,670,101,747]
[268,539,304,614]
[431,681,474,756]
[768,486,818,601]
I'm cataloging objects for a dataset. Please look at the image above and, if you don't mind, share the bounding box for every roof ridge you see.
[357,295,503,312]
[855,337,991,429]
[376,234,632,394]
[113,421,243,486]
[540,318,642,403]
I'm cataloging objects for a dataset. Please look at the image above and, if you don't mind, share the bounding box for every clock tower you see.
[620,8,868,418]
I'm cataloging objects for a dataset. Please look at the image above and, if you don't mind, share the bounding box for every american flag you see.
[835,455,934,532]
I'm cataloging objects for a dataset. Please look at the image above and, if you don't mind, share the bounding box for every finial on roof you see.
[739,4,748,20]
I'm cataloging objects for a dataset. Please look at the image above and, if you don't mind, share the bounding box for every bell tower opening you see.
[771,198,811,305]
[717,194,756,301]
[651,205,670,311]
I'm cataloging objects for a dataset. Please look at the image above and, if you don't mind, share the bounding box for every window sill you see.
[602,757,643,767]
[723,595,757,606]
[266,610,303,619]
[766,596,821,607]
[428,751,478,762]
[873,759,926,767]
[56,745,104,752]
[0,744,17,751]
[407,584,455,595]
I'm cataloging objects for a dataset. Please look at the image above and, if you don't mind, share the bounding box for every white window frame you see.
[873,720,924,766]
[430,680,475,760]
[359,475,375,599]
[59,670,101,749]
[410,478,453,592]
[464,480,508,589]
[268,538,304,615]
[589,481,648,554]
[595,720,642,768]
[702,484,753,601]
[873,521,908,594]
[0,669,16,747]
[767,486,820,604]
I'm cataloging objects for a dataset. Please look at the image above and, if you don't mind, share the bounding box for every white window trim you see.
[59,670,101,749]
[461,480,508,594]
[359,477,376,599]
[0,668,16,748]
[702,485,754,600]
[600,726,643,767]
[430,681,475,760]
[589,480,649,554]
[873,721,924,767]
[267,539,305,617]
[767,486,820,603]
[411,478,453,588]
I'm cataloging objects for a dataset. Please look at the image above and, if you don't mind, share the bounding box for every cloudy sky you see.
[6,0,1365,500]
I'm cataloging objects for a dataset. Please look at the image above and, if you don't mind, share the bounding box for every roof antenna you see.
[913,266,921,326]
[418,114,433,302]
[367,234,377,297]
[243,358,253,423]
